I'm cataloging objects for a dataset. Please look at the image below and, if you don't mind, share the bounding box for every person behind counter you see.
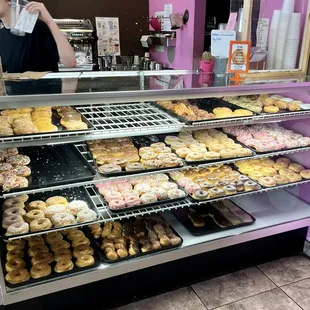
[0,0,76,73]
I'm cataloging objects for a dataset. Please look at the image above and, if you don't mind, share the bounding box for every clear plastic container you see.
[10,0,28,36]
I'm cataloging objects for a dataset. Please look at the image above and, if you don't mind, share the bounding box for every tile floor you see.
[115,255,310,310]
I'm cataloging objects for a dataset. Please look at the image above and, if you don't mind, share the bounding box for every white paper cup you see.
[282,0,295,14]
[286,13,301,40]
[270,10,281,28]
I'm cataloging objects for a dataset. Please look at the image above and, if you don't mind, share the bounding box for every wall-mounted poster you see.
[95,17,121,56]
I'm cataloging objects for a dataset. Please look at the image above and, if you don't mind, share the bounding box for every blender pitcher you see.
[10,0,38,36]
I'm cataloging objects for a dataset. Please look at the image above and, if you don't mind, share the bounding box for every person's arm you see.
[25,2,76,68]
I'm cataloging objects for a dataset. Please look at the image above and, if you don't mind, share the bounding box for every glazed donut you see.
[66,200,88,216]
[27,200,46,211]
[75,255,95,268]
[259,177,277,187]
[262,167,278,177]
[76,209,98,223]
[274,162,289,171]
[219,149,237,159]
[164,136,180,145]
[175,148,191,158]
[248,171,264,181]
[170,142,187,150]
[45,196,68,207]
[44,204,66,219]
[273,175,289,185]
[286,172,302,183]
[289,163,305,173]
[45,232,63,244]
[28,236,45,247]
[3,207,26,218]
[192,190,209,200]
[300,170,310,179]
[186,152,204,162]
[2,215,24,230]
[263,106,280,113]
[73,245,94,258]
[244,181,259,191]
[6,240,25,251]
[28,244,49,257]
[204,152,221,160]
[279,168,292,176]
[6,249,24,260]
[30,218,52,232]
[5,269,30,284]
[50,240,70,252]
[31,252,54,265]
[276,157,291,166]
[209,188,225,198]
[54,248,72,262]
[24,210,45,223]
[2,199,25,211]
[98,164,122,174]
[51,212,75,227]
[5,258,26,272]
[67,230,85,241]
[72,237,90,248]
[30,263,51,279]
[6,155,31,166]
[54,259,74,273]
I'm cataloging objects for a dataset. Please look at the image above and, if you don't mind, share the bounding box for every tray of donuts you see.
[162,130,254,165]
[1,187,102,239]
[153,98,255,125]
[96,174,187,213]
[172,200,255,236]
[234,157,310,188]
[87,136,184,177]
[0,148,32,193]
[1,228,101,288]
[169,165,261,203]
[0,106,93,138]
[87,215,182,264]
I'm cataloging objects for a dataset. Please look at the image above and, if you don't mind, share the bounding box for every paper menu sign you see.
[228,41,251,73]
[14,8,39,34]
[211,30,236,57]
[256,18,269,47]
[95,17,121,56]
[226,12,238,31]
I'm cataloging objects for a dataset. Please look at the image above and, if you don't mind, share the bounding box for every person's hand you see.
[25,2,54,25]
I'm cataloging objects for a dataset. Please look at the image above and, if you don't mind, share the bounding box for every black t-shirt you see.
[0,20,59,73]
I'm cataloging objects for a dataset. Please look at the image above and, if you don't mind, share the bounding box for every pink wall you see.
[149,0,206,74]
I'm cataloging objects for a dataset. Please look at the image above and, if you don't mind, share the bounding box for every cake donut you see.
[30,263,52,279]
[289,163,305,173]
[27,200,46,211]
[30,218,52,232]
[6,155,31,166]
[273,175,289,185]
[52,212,76,227]
[76,209,97,223]
[259,177,277,187]
[244,181,260,191]
[75,255,95,268]
[286,172,302,183]
[98,164,122,174]
[125,163,145,171]
[67,200,89,216]
[300,170,310,179]
[2,215,24,229]
[24,210,45,223]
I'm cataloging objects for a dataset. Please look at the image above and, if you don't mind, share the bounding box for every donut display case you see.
[0,71,310,306]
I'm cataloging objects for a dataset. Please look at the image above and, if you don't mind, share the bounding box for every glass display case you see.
[0,71,310,305]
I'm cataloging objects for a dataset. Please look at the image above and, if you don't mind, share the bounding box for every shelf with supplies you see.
[1,190,310,304]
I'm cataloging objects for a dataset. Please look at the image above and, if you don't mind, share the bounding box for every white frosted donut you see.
[76,210,97,223]
[2,215,24,229]
[6,222,29,236]
[51,212,76,227]
[66,200,89,216]
[44,204,66,219]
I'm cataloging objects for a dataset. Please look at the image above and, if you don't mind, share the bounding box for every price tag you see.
[15,8,39,34]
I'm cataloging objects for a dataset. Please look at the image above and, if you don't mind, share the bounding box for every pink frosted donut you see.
[125,196,140,207]
[116,181,132,192]
[102,191,123,202]
[109,199,126,210]
[185,183,201,195]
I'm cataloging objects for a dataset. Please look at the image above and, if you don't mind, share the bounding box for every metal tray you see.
[3,145,96,194]
[152,98,256,125]
[172,200,256,236]
[1,187,102,239]
[157,133,255,166]
[2,228,101,289]
[88,135,185,177]
[85,216,183,264]
[0,107,94,139]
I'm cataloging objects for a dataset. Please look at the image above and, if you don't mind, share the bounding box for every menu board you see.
[95,17,121,56]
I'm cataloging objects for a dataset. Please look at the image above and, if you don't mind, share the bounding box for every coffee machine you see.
[55,19,98,71]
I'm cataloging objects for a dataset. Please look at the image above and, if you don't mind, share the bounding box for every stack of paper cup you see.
[283,13,301,69]
[282,0,295,14]
[266,10,281,69]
